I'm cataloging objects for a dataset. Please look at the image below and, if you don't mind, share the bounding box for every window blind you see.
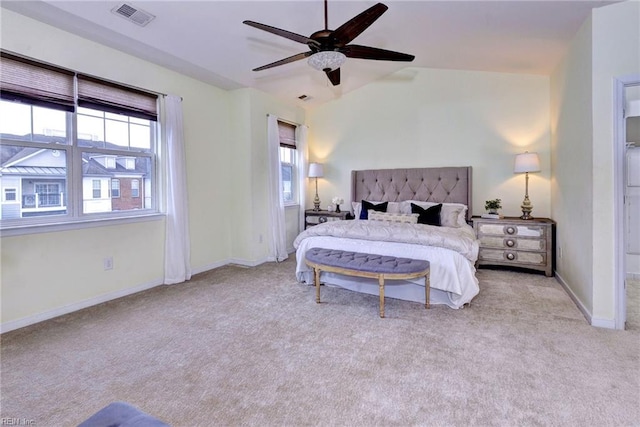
[78,75,158,121]
[278,121,296,149]
[0,52,75,112]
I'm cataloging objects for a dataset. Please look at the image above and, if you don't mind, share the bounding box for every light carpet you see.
[1,258,638,426]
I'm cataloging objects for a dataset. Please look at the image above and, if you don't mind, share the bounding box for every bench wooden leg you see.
[425,270,430,309]
[314,267,321,304]
[378,275,385,318]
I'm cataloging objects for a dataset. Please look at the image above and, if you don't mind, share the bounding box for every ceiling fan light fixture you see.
[307,51,346,71]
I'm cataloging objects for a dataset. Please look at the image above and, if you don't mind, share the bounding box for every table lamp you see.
[308,163,324,211]
[514,152,541,220]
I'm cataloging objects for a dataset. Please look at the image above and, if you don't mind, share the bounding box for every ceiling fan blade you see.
[342,44,415,62]
[325,68,341,86]
[252,51,312,71]
[332,3,388,45]
[243,20,312,45]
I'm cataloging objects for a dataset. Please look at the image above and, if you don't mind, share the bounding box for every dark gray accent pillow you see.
[360,200,388,220]
[411,203,442,226]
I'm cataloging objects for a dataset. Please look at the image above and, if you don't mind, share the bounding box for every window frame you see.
[0,52,162,234]
[131,179,140,198]
[277,120,298,207]
[3,188,17,202]
[111,178,120,198]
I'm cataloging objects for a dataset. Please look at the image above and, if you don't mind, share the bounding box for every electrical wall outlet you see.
[103,256,113,270]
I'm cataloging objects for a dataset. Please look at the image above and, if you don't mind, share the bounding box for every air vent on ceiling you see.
[298,95,313,101]
[111,3,155,27]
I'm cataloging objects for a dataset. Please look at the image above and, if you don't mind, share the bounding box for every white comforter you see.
[293,221,480,309]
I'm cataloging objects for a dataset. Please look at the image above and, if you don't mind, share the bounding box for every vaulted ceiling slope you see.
[1,0,619,108]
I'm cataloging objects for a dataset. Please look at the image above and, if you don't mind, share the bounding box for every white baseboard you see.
[555,271,617,329]
[1,278,163,334]
[554,271,592,325]
[591,317,617,329]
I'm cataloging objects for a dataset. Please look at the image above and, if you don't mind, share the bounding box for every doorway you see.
[615,77,640,330]
[624,85,640,330]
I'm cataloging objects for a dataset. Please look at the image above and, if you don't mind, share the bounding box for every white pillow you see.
[405,201,467,228]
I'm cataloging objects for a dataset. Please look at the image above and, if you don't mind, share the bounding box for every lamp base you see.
[520,212,534,220]
[520,196,534,220]
[313,195,321,211]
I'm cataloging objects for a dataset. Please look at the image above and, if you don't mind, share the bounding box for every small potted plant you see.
[484,199,502,215]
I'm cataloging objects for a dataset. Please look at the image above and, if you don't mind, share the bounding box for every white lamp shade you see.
[308,162,324,178]
[514,152,541,173]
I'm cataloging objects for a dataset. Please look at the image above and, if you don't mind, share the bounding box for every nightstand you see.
[472,216,556,276]
[305,209,349,229]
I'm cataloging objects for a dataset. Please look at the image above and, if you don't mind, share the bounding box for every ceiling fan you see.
[243,0,415,86]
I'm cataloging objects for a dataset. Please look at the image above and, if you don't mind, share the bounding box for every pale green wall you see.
[591,0,640,322]
[550,15,594,314]
[227,89,305,263]
[551,0,639,326]
[306,68,551,218]
[1,221,164,323]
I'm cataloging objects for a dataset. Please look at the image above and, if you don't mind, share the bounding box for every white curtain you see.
[163,95,192,284]
[267,114,288,262]
[296,124,309,233]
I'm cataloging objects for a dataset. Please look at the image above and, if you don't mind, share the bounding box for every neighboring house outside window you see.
[278,120,297,206]
[0,52,159,226]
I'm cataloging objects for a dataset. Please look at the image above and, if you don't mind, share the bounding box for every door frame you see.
[614,75,640,330]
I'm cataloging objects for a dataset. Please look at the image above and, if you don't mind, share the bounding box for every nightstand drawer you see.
[479,236,545,251]
[306,215,342,225]
[305,209,349,229]
[479,248,546,266]
[477,223,546,238]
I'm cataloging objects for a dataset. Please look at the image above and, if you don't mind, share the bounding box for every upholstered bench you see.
[305,248,430,318]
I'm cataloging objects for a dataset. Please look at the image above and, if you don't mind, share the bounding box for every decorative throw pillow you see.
[411,203,442,226]
[405,201,466,227]
[368,211,419,224]
[360,200,388,220]
[353,201,402,219]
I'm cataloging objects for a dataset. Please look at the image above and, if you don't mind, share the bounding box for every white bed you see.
[293,167,480,309]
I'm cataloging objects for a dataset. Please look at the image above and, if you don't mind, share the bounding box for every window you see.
[4,188,16,202]
[131,179,140,198]
[278,120,297,205]
[35,182,61,206]
[0,52,159,227]
[111,179,120,198]
[92,180,101,199]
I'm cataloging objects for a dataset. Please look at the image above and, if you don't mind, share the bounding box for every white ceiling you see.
[2,0,619,109]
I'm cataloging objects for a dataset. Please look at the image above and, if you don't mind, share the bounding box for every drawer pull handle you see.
[506,226,516,235]
[506,252,515,261]
[505,239,515,247]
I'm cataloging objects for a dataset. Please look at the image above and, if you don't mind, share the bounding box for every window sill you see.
[0,213,165,237]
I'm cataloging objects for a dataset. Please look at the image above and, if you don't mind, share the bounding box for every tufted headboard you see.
[351,167,473,221]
